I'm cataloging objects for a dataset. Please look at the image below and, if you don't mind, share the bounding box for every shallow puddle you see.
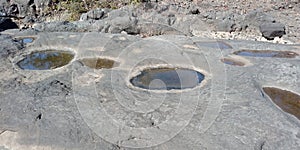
[130,68,205,90]
[79,58,119,69]
[263,87,300,120]
[15,37,35,44]
[195,41,232,49]
[22,37,34,43]
[233,50,298,58]
[17,50,74,70]
[221,58,245,66]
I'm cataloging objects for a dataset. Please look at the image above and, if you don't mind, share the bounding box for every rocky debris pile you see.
[0,0,300,43]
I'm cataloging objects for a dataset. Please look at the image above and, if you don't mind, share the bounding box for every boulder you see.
[259,22,286,40]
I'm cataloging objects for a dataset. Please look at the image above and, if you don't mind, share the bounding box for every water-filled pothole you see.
[21,37,34,44]
[130,68,205,90]
[221,58,245,66]
[233,50,298,58]
[195,41,233,49]
[79,58,119,69]
[15,37,35,44]
[17,50,74,70]
[263,87,300,120]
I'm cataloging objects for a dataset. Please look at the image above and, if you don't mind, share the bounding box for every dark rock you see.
[0,18,19,31]
[259,22,286,40]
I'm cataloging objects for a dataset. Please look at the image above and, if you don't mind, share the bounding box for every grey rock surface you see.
[243,10,276,27]
[215,19,236,32]
[1,1,300,149]
[0,31,299,149]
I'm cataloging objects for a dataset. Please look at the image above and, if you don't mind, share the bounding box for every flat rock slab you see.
[0,32,300,150]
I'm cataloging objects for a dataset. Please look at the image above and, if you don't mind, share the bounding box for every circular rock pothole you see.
[233,50,299,58]
[17,50,74,70]
[263,87,300,120]
[79,58,119,69]
[130,67,205,90]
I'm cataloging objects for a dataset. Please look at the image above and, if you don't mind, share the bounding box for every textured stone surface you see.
[0,31,299,149]
[0,1,300,149]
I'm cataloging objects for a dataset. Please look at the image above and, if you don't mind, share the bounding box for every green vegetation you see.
[48,0,146,21]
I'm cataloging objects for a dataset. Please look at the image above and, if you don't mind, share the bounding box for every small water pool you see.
[130,68,205,90]
[17,50,74,70]
[233,50,298,58]
[79,58,119,69]
[263,87,300,120]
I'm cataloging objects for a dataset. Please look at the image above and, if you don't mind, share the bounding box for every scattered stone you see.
[80,8,110,21]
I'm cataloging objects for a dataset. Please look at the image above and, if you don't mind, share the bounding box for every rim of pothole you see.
[126,64,211,93]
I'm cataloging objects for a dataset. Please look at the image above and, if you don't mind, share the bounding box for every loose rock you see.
[259,22,286,40]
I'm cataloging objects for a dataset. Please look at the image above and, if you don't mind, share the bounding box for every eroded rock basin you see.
[263,87,300,120]
[79,58,119,69]
[17,50,74,70]
[233,50,298,58]
[221,58,245,66]
[130,68,205,90]
[14,37,35,44]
